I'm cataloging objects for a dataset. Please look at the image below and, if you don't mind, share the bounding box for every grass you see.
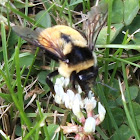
[0,0,140,140]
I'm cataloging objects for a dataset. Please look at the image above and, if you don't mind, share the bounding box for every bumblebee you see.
[13,4,107,93]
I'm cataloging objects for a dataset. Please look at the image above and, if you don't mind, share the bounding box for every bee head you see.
[78,66,98,84]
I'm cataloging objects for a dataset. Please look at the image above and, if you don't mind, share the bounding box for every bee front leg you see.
[70,71,90,94]
[70,71,77,91]
[77,77,90,95]
[46,70,59,94]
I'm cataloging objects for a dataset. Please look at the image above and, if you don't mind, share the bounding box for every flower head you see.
[54,77,70,105]
[54,84,65,104]
[72,94,85,122]
[63,89,75,109]
[95,102,106,125]
[61,123,78,134]
[53,77,106,139]
[77,85,82,94]
[98,102,106,122]
[55,77,69,87]
[84,117,96,134]
[84,92,97,117]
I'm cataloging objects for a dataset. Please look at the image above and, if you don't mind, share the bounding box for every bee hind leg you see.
[46,70,59,94]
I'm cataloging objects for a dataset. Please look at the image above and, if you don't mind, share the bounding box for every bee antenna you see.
[96,81,117,91]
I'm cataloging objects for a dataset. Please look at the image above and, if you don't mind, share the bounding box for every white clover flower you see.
[72,94,84,121]
[77,85,82,94]
[88,90,94,98]
[64,77,70,87]
[75,93,84,108]
[84,117,96,133]
[63,90,75,109]
[55,77,65,87]
[54,84,65,104]
[55,77,70,87]
[98,102,106,123]
[84,96,97,115]
[54,77,70,105]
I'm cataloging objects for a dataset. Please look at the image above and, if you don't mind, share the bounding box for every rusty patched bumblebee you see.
[13,4,107,94]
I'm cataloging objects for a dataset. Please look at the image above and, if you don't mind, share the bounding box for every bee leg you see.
[70,71,90,94]
[46,70,59,94]
[70,71,77,90]
[77,78,90,94]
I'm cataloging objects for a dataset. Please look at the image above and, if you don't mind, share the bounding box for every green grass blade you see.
[15,43,24,108]
[23,47,40,87]
[96,44,140,50]
[66,0,72,27]
[0,93,12,102]
[23,115,48,140]
[112,56,140,68]
[96,126,109,140]
[36,100,50,139]
[1,22,11,83]
[96,80,121,138]
[7,3,42,27]
[0,69,32,129]
[119,78,140,139]
[121,63,139,133]
[104,0,113,92]
[24,0,29,26]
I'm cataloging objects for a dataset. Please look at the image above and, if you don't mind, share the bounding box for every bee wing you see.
[12,26,65,61]
[86,3,108,51]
